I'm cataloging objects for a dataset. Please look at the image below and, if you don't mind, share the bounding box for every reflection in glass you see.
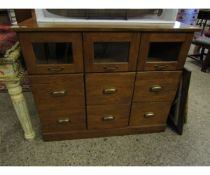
[148,42,182,61]
[94,42,130,63]
[32,43,73,64]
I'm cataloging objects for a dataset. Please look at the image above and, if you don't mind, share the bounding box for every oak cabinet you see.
[18,29,195,141]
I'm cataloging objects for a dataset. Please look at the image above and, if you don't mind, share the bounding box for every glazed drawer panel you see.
[137,33,193,71]
[133,71,181,102]
[40,108,86,133]
[130,102,172,127]
[83,32,140,73]
[86,72,135,105]
[19,32,84,74]
[29,74,85,110]
[87,104,130,129]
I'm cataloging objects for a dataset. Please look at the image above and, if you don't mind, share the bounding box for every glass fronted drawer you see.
[83,32,140,72]
[137,33,193,71]
[19,32,84,74]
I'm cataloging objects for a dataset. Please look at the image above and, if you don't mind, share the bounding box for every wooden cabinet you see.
[16,23,197,141]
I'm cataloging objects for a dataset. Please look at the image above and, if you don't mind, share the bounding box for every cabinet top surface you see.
[13,17,200,32]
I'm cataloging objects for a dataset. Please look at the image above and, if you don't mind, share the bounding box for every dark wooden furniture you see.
[196,10,210,31]
[191,36,210,72]
[13,16,199,141]
[188,10,210,72]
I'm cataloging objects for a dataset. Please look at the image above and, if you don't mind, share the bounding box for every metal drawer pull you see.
[154,65,168,70]
[104,66,119,72]
[150,85,162,92]
[144,112,155,118]
[103,88,117,94]
[57,118,70,124]
[50,90,67,96]
[103,115,115,121]
[48,67,64,72]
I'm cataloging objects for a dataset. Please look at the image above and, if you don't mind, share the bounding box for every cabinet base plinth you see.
[42,125,166,141]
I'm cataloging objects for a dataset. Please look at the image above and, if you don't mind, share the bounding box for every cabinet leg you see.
[5,81,35,141]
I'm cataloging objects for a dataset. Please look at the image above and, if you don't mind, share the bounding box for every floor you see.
[0,58,210,166]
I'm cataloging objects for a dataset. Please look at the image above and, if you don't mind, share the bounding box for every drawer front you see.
[86,73,135,105]
[130,102,172,127]
[133,71,181,102]
[19,32,84,74]
[87,104,130,129]
[29,74,85,110]
[40,108,86,133]
[83,32,140,73]
[137,33,193,71]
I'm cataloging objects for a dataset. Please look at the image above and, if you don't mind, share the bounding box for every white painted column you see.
[5,81,35,140]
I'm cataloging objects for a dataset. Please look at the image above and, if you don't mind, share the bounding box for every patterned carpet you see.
[0,58,210,166]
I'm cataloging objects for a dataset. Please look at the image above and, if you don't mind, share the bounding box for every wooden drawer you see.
[39,108,86,133]
[19,32,84,74]
[130,102,172,127]
[29,74,85,110]
[87,104,130,129]
[133,71,181,102]
[137,33,193,71]
[86,73,135,105]
[83,32,140,73]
